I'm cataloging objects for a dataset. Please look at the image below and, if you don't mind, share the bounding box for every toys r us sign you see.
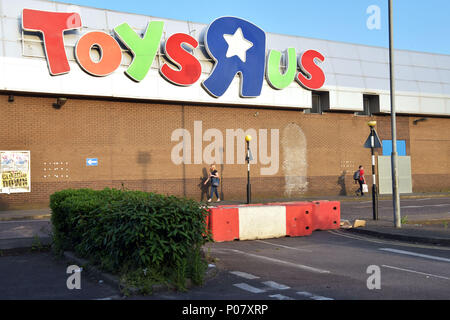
[22,9,326,98]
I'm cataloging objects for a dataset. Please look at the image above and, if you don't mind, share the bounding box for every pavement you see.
[0,208,51,222]
[0,250,121,300]
[0,193,448,251]
[344,219,450,246]
[338,195,450,246]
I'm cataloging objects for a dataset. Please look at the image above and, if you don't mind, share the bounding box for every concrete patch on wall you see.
[281,123,308,197]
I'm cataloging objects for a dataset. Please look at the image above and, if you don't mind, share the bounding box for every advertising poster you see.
[0,151,31,193]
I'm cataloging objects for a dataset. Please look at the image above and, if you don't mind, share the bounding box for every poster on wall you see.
[0,151,31,194]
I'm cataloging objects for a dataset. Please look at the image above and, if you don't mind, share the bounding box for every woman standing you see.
[204,165,220,203]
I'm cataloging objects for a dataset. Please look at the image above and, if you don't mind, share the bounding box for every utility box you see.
[377,156,412,194]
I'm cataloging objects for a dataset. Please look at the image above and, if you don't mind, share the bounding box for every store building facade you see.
[0,0,449,209]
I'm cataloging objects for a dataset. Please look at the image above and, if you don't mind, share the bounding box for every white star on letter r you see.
[223,28,253,63]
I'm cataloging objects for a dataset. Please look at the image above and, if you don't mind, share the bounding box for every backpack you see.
[353,170,360,181]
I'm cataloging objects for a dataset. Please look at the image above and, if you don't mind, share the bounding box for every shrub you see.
[50,188,211,290]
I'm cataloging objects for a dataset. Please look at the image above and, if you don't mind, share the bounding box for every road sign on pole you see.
[364,129,382,149]
[367,123,380,221]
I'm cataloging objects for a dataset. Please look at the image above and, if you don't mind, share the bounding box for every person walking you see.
[354,165,366,196]
[204,165,220,202]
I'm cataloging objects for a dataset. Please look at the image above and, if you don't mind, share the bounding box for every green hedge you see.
[50,188,211,289]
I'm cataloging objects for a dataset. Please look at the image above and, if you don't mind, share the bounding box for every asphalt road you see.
[0,219,52,250]
[0,251,120,300]
[138,229,449,300]
[2,228,448,300]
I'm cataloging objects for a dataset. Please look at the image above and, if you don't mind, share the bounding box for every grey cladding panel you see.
[394,50,412,66]
[434,55,450,70]
[443,84,450,95]
[294,37,331,57]
[438,69,450,83]
[106,11,154,31]
[409,51,437,68]
[358,46,389,64]
[331,57,363,76]
[335,74,365,89]
[1,0,55,17]
[365,77,390,91]
[76,6,108,30]
[3,41,23,58]
[418,82,444,95]
[395,65,416,81]
[396,80,419,92]
[361,61,388,78]
[3,18,22,42]
[413,66,441,83]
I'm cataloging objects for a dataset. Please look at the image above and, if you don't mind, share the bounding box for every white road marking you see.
[229,271,260,280]
[269,294,295,300]
[296,291,313,298]
[399,206,422,208]
[401,204,450,208]
[379,248,450,263]
[311,296,334,300]
[233,283,266,294]
[296,291,334,300]
[256,240,313,252]
[381,265,450,281]
[93,295,121,300]
[228,249,331,274]
[355,204,450,209]
[262,281,290,290]
[328,230,385,244]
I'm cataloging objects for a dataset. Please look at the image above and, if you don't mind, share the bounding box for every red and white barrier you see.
[207,201,340,242]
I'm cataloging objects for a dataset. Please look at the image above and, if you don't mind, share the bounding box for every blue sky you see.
[57,0,450,55]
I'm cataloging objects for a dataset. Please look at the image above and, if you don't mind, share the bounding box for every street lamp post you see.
[368,121,379,221]
[388,0,402,228]
[245,135,252,204]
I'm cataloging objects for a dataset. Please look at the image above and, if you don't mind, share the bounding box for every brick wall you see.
[0,93,448,209]
[409,116,450,192]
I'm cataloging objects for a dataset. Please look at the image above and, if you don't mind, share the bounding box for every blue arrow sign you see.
[86,158,98,166]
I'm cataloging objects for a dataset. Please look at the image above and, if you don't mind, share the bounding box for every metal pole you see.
[370,128,379,220]
[389,0,402,228]
[246,141,251,204]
